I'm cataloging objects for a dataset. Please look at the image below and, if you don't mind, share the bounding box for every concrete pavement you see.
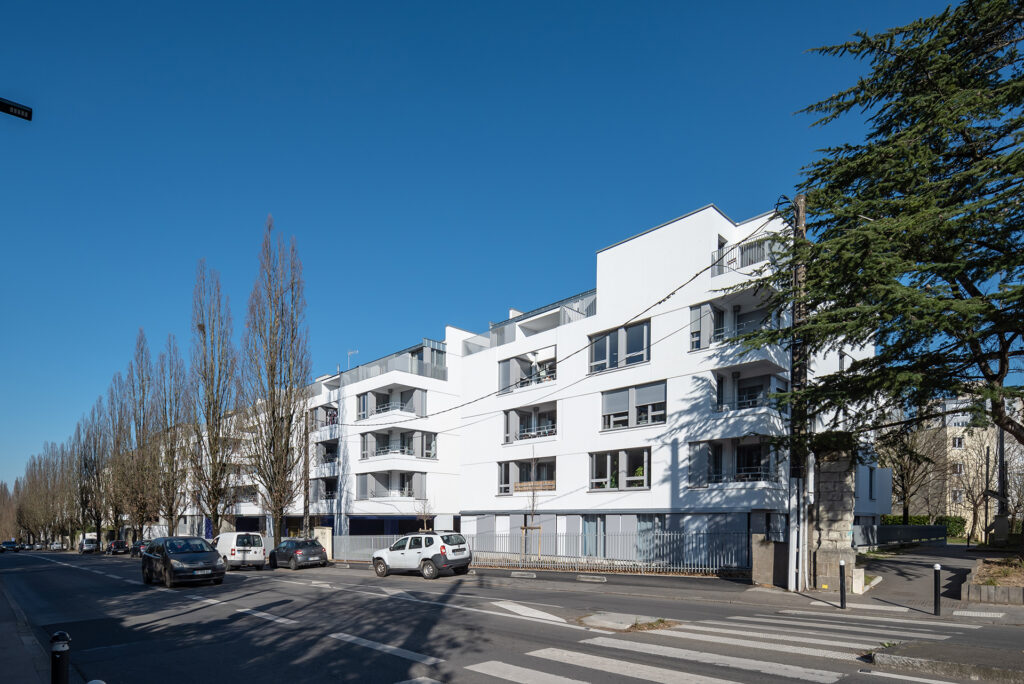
[3,546,1023,683]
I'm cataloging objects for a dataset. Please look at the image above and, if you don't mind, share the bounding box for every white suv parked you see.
[372,531,472,580]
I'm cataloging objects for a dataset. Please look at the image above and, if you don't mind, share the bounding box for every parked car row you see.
[0,540,61,552]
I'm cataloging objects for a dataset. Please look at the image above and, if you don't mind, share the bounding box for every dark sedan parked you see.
[105,540,129,555]
[1,541,18,553]
[130,539,150,558]
[141,537,225,588]
[269,538,328,570]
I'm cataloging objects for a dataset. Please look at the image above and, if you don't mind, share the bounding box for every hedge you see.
[881,514,966,538]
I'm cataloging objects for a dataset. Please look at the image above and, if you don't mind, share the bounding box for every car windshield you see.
[440,534,466,545]
[166,538,214,554]
[236,534,263,547]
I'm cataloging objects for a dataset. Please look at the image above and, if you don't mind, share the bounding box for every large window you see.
[601,382,666,430]
[589,448,650,490]
[498,462,511,494]
[589,320,649,373]
[498,458,557,492]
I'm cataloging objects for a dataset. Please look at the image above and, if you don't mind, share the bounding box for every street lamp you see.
[1,97,32,121]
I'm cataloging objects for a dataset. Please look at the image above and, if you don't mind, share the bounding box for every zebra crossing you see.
[450,609,979,683]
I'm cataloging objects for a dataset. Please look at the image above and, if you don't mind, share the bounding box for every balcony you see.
[342,339,448,383]
[356,470,426,500]
[498,347,557,395]
[711,239,768,278]
[312,461,338,479]
[709,465,772,484]
[504,401,557,444]
[361,430,437,460]
[715,395,777,412]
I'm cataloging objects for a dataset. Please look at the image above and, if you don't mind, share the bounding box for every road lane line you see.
[859,669,961,683]
[236,608,297,625]
[645,628,859,661]
[327,632,443,665]
[699,619,906,645]
[671,622,878,650]
[780,610,981,629]
[466,661,586,683]
[583,636,843,683]
[953,610,1004,618]
[810,601,907,612]
[726,616,949,640]
[492,600,566,623]
[528,648,739,684]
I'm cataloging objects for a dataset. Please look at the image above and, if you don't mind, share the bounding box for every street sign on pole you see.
[0,97,32,121]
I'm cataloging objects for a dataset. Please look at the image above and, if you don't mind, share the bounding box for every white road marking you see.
[380,587,412,598]
[187,595,222,605]
[780,610,981,629]
[236,608,297,625]
[953,610,1004,618]
[585,636,842,683]
[152,587,172,593]
[492,600,566,623]
[672,622,878,650]
[528,648,739,684]
[466,660,587,683]
[123,580,144,586]
[726,616,949,640]
[810,601,907,612]
[393,678,442,684]
[644,628,859,661]
[327,632,443,665]
[859,669,961,683]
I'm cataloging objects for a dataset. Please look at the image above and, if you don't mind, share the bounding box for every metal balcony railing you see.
[711,240,768,277]
[715,395,773,412]
[708,465,771,484]
[511,425,557,441]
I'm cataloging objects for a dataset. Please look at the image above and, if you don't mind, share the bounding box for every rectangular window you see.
[737,378,767,409]
[711,307,725,342]
[709,443,724,483]
[951,489,965,504]
[498,462,511,494]
[589,320,649,373]
[952,436,965,449]
[357,393,368,420]
[601,381,666,431]
[952,462,964,475]
[736,443,767,481]
[868,466,876,500]
[739,238,767,267]
[589,449,649,490]
[690,306,702,350]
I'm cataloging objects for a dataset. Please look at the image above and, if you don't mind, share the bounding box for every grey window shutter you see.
[688,443,708,488]
[401,389,415,412]
[701,304,714,349]
[415,388,426,416]
[634,381,666,405]
[498,359,511,393]
[412,472,425,499]
[690,306,702,346]
[356,474,367,500]
[602,388,629,414]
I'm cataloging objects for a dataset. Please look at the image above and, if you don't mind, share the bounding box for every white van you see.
[212,532,266,570]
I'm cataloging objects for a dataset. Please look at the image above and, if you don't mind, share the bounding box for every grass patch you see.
[974,557,1024,587]
[864,574,877,585]
[627,617,678,632]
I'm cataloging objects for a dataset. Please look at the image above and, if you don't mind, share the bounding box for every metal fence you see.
[333,531,749,575]
[852,524,946,548]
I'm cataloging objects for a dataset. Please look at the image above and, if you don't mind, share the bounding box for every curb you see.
[872,645,1024,683]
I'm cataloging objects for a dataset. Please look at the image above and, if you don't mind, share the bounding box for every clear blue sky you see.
[0,2,944,488]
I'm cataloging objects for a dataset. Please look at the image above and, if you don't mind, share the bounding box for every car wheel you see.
[373,559,389,577]
[223,556,232,571]
[163,567,174,589]
[269,555,277,570]
[453,565,470,576]
[289,557,298,571]
[320,561,327,568]
[420,560,438,580]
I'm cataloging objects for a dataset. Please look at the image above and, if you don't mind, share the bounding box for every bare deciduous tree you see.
[189,260,240,539]
[79,397,110,543]
[876,425,944,524]
[155,333,189,537]
[241,218,311,546]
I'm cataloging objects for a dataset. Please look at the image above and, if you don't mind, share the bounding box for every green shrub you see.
[881,514,965,537]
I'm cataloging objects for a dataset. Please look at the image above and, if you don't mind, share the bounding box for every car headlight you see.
[170,559,184,568]
[215,558,225,568]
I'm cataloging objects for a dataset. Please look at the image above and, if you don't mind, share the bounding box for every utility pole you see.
[790,195,811,592]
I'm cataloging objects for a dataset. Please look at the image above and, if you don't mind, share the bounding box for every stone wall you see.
[812,453,857,591]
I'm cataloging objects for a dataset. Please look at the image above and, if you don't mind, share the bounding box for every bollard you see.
[50,631,70,684]
[933,564,942,616]
[839,559,847,609]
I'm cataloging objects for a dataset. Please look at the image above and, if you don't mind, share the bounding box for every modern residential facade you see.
[163,205,890,550]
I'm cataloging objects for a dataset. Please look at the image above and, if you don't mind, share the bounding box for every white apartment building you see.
[198,204,888,546]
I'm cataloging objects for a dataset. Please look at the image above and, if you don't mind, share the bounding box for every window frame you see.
[600,381,667,432]
[589,320,650,373]
[589,448,650,491]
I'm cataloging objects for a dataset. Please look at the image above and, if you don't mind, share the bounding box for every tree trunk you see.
[902,502,909,525]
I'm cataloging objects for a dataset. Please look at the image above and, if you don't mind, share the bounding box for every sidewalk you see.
[0,576,48,684]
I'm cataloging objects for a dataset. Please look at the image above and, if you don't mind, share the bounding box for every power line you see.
[319,210,781,430]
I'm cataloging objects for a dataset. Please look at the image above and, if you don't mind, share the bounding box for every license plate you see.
[452,547,465,554]
[309,556,320,561]
[194,569,212,575]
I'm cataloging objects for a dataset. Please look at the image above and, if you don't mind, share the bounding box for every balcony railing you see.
[711,318,770,343]
[513,480,556,492]
[711,240,768,277]
[715,396,774,412]
[512,425,557,441]
[369,401,408,417]
[518,369,556,388]
[313,417,338,429]
[708,465,771,484]
[361,446,415,460]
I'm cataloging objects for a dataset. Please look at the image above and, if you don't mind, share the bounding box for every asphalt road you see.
[1,550,1019,684]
